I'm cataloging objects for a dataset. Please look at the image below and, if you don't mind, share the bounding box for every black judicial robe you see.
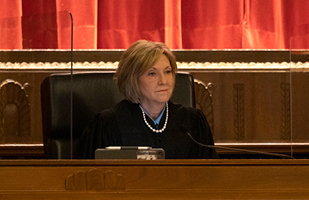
[74,100,219,159]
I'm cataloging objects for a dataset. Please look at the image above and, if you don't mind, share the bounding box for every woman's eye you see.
[148,72,156,76]
[165,68,172,74]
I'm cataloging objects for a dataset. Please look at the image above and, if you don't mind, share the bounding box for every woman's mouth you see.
[157,89,168,92]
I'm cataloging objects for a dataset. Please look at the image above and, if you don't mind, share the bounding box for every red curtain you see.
[0,0,22,49]
[1,0,309,50]
[243,0,309,49]
[182,0,244,49]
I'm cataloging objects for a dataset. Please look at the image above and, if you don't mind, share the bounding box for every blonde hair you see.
[115,40,177,103]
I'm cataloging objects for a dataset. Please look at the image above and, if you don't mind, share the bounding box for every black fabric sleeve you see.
[189,108,219,159]
[73,109,121,159]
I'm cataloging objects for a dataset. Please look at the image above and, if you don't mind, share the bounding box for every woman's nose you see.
[159,73,167,84]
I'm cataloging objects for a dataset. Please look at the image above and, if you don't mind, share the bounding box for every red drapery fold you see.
[243,0,309,49]
[181,0,244,49]
[0,0,22,49]
[1,0,309,50]
[97,0,166,49]
[57,0,97,49]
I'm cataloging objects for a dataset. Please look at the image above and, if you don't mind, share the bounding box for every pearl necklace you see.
[139,102,168,133]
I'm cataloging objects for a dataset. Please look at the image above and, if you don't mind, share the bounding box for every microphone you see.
[179,125,294,159]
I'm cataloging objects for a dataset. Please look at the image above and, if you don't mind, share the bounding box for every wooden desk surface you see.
[1,159,309,199]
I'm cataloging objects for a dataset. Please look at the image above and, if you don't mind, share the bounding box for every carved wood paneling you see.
[2,159,309,199]
[0,79,31,142]
[65,168,125,191]
[0,73,48,158]
[1,59,309,157]
[194,79,214,135]
[233,84,245,140]
[281,83,291,140]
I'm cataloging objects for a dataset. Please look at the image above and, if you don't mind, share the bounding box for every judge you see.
[74,40,218,159]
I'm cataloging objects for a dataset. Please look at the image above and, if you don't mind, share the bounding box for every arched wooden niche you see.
[0,79,31,143]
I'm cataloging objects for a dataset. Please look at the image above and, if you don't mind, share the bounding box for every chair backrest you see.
[41,72,195,159]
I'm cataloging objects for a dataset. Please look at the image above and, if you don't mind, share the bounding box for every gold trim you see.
[1,61,309,70]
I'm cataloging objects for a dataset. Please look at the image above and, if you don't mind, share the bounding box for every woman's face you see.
[138,54,175,109]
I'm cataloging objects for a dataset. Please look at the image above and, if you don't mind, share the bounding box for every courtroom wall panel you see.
[1,50,309,158]
[192,72,292,143]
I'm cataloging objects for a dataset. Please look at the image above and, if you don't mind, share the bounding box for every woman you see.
[74,40,218,159]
